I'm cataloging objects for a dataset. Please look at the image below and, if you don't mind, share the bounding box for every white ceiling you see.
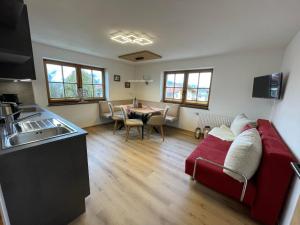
[25,0,300,63]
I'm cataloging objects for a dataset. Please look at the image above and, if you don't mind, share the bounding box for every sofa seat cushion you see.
[165,115,177,122]
[185,135,256,206]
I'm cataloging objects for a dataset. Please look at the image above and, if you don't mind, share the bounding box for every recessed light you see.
[110,32,154,46]
[127,33,140,43]
[110,34,130,44]
[135,37,153,46]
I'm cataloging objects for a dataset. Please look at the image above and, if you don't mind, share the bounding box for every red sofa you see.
[185,119,295,225]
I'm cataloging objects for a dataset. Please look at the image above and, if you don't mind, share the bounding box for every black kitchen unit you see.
[0,106,90,225]
[0,0,36,80]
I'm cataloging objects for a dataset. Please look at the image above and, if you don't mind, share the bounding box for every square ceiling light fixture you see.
[110,32,153,46]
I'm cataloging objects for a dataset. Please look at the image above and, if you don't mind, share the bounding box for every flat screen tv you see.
[252,73,282,99]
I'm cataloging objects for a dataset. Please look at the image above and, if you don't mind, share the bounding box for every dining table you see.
[115,104,164,139]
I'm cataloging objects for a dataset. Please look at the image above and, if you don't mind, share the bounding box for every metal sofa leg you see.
[192,156,248,202]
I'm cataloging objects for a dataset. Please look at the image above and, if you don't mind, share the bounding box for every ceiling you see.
[25,0,300,63]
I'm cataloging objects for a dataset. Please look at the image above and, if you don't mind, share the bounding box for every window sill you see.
[162,100,209,110]
[181,104,209,110]
[48,100,105,107]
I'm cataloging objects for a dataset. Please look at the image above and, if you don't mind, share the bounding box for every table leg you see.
[118,122,124,130]
[153,127,159,133]
[142,125,144,139]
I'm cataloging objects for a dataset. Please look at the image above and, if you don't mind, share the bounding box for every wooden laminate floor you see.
[69,124,259,225]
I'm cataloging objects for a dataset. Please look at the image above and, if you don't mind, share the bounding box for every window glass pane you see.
[81,69,93,84]
[64,83,78,98]
[47,64,63,82]
[175,73,184,87]
[198,72,212,88]
[166,74,175,87]
[94,85,103,97]
[49,83,64,98]
[165,88,174,99]
[187,88,197,101]
[63,66,77,83]
[197,89,209,102]
[187,73,199,88]
[92,70,102,84]
[83,84,93,98]
[174,88,183,100]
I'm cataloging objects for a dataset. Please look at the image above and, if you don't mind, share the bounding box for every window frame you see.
[43,59,106,105]
[162,69,213,109]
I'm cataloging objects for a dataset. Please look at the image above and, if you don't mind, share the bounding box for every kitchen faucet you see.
[3,111,42,136]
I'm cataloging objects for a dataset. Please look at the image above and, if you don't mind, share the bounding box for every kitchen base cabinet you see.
[0,135,90,225]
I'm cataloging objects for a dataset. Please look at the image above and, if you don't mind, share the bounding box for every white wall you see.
[135,48,284,131]
[31,42,136,128]
[30,35,299,224]
[272,31,300,225]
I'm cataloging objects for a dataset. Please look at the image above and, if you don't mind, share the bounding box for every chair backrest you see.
[99,101,110,118]
[163,106,170,121]
[166,103,180,118]
[120,106,128,121]
[108,102,114,117]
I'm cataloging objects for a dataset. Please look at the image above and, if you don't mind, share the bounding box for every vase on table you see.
[133,97,138,108]
[203,126,211,139]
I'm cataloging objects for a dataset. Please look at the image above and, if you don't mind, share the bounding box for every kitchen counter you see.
[0,105,87,155]
[0,105,90,225]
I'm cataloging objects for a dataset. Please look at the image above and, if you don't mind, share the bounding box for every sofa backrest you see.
[251,119,295,225]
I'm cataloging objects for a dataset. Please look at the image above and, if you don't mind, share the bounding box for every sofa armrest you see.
[193,156,248,202]
[251,152,294,225]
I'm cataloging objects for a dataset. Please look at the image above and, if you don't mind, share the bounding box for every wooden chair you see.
[108,102,123,134]
[147,106,169,141]
[120,106,143,141]
[99,101,112,119]
[165,103,179,123]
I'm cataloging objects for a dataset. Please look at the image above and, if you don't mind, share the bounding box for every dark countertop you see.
[0,105,88,155]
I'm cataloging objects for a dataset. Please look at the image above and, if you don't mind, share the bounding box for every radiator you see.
[197,111,233,129]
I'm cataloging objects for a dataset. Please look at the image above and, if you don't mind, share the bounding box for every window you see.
[81,68,104,98]
[163,69,213,109]
[44,59,105,104]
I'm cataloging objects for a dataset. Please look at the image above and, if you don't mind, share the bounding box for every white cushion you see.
[165,115,177,122]
[223,128,262,182]
[102,112,112,119]
[125,119,143,126]
[112,115,123,121]
[208,125,235,141]
[230,113,252,136]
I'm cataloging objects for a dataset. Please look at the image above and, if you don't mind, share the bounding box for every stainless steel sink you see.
[2,118,76,149]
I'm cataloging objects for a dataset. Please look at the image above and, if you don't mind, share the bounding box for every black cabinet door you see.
[0,5,36,80]
[0,0,24,28]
